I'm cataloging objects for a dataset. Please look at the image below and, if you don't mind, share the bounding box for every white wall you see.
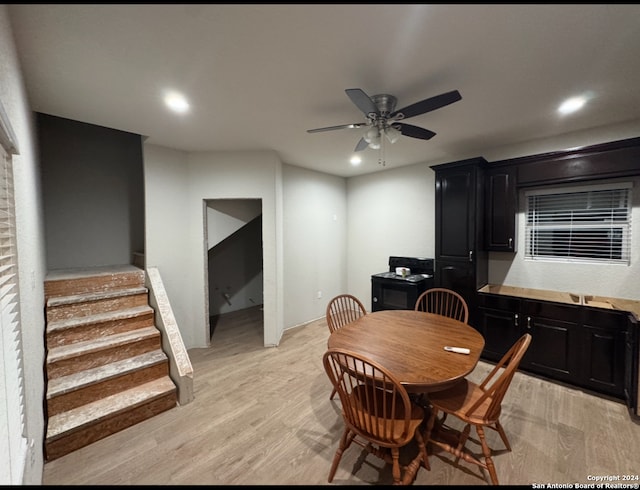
[206,199,261,246]
[0,5,47,484]
[144,145,283,348]
[143,144,193,344]
[282,164,347,328]
[346,162,436,310]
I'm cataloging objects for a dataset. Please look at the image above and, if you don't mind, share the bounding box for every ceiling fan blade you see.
[354,137,369,152]
[391,90,462,120]
[345,88,379,117]
[307,123,366,133]
[396,123,436,140]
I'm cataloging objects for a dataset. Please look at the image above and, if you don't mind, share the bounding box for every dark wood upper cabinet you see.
[485,165,517,252]
[492,136,640,188]
[433,157,487,261]
[481,136,640,254]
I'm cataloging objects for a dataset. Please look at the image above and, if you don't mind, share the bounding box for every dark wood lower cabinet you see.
[478,294,521,362]
[478,292,630,401]
[580,308,628,398]
[521,299,581,383]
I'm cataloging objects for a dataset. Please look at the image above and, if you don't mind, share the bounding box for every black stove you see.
[371,256,434,311]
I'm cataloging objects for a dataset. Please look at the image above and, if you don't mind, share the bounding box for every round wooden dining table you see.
[327,309,485,393]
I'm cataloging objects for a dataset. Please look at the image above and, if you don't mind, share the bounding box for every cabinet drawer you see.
[479,293,520,312]
[581,307,628,329]
[522,299,579,323]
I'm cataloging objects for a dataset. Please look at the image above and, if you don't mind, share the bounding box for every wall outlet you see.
[317,290,322,299]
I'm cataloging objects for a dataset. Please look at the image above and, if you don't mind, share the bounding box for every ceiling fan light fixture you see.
[363,127,381,149]
[363,127,379,143]
[384,126,401,144]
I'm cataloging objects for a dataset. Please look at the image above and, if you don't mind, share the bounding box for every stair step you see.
[46,286,148,308]
[45,377,177,461]
[45,265,146,298]
[46,326,162,379]
[46,287,149,322]
[47,350,170,416]
[46,305,155,348]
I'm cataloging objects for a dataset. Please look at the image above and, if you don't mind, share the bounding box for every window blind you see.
[525,182,632,265]
[0,104,27,484]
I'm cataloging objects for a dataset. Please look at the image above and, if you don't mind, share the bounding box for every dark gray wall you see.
[37,113,144,270]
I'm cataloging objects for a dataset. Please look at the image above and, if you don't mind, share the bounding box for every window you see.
[525,182,632,265]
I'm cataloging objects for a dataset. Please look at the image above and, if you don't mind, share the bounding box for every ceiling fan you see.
[307,88,462,153]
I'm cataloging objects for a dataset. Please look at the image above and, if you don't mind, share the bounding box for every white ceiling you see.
[7,4,640,177]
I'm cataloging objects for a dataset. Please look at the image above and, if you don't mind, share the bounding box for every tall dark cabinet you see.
[432,157,488,329]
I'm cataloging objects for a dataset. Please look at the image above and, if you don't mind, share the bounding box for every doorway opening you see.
[205,199,264,342]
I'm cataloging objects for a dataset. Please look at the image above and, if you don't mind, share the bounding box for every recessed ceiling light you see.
[164,91,190,113]
[558,95,587,115]
[350,155,362,165]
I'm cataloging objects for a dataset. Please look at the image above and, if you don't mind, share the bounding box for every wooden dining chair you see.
[423,333,532,485]
[325,294,367,400]
[322,348,429,485]
[326,293,367,334]
[414,287,469,324]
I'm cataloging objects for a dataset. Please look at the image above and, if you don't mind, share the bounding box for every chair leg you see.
[415,426,430,472]
[328,428,354,482]
[423,407,438,457]
[454,423,471,465]
[476,425,499,485]
[329,387,337,400]
[494,419,511,451]
[390,447,402,485]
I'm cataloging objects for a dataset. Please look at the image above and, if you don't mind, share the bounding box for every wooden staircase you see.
[44,265,178,461]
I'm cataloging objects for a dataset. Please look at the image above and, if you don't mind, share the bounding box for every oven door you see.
[371,277,427,312]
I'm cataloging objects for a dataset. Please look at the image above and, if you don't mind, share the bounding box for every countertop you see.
[478,284,640,321]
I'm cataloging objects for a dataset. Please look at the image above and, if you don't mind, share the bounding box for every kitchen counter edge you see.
[478,284,640,321]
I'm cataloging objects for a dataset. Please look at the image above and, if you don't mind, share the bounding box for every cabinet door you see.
[479,307,521,362]
[485,166,517,251]
[580,308,627,399]
[478,293,521,362]
[435,165,477,261]
[522,300,581,382]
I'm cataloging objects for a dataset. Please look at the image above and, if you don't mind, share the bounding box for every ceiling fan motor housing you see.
[371,94,397,117]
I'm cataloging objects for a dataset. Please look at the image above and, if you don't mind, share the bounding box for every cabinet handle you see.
[469,250,473,263]
[514,313,518,327]
[508,237,513,249]
[527,316,531,329]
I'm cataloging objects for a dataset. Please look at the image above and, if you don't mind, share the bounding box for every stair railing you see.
[145,266,194,405]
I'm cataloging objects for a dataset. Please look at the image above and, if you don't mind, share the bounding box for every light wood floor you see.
[43,306,640,485]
